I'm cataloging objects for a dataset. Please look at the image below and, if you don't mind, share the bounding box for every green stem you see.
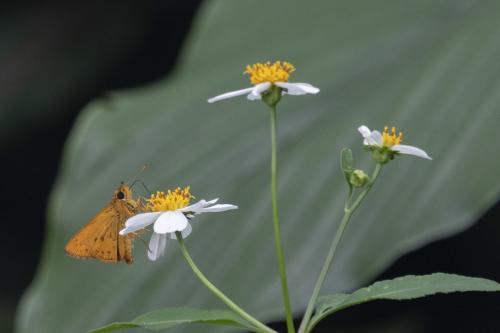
[344,187,354,211]
[176,232,277,333]
[270,106,296,333]
[298,163,383,333]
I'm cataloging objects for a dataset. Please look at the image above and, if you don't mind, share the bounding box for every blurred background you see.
[2,1,500,333]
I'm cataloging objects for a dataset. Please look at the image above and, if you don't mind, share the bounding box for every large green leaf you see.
[310,273,500,331]
[16,1,500,332]
[89,307,253,333]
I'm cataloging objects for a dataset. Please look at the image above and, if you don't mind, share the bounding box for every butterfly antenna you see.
[128,164,153,195]
[130,180,152,195]
[127,164,148,185]
[140,181,152,195]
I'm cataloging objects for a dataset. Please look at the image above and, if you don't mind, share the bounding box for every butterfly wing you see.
[116,196,138,264]
[65,201,135,263]
[118,229,133,264]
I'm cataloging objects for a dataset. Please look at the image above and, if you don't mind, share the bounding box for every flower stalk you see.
[206,61,319,333]
[298,163,383,333]
[270,105,296,333]
[175,232,277,333]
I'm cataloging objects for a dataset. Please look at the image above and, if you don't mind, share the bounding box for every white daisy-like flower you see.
[207,61,319,103]
[358,125,432,160]
[119,187,238,261]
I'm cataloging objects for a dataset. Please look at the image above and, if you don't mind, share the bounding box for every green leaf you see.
[310,273,500,330]
[340,148,354,186]
[16,1,500,333]
[89,307,252,333]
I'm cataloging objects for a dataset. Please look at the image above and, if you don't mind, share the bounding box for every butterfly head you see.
[115,183,132,200]
[114,183,141,212]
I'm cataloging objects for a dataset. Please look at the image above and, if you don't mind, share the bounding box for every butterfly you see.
[65,183,142,264]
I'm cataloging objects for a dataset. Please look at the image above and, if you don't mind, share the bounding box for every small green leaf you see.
[340,148,354,185]
[310,273,500,331]
[88,307,253,333]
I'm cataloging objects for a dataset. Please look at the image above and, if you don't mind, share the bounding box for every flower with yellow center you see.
[244,61,295,84]
[358,125,431,160]
[120,187,238,261]
[146,187,194,212]
[207,61,319,103]
[381,126,403,147]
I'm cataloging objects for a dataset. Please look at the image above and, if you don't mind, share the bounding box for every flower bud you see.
[349,169,370,188]
[371,148,394,164]
[262,85,283,108]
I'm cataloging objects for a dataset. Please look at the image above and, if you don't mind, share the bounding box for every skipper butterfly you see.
[65,183,141,264]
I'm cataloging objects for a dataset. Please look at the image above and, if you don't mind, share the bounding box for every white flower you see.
[208,82,320,103]
[207,61,319,103]
[358,125,432,160]
[120,187,238,261]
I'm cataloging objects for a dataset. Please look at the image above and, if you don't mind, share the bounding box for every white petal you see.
[179,198,219,213]
[153,211,189,234]
[206,198,219,204]
[392,144,432,160]
[170,222,192,239]
[148,233,168,261]
[208,87,253,103]
[247,82,271,100]
[358,125,372,138]
[119,212,162,235]
[358,126,375,145]
[275,82,320,95]
[247,93,261,100]
[369,130,383,146]
[179,199,237,214]
[194,204,238,214]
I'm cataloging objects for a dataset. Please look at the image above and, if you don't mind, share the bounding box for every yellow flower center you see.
[244,61,295,85]
[382,126,403,147]
[146,187,194,212]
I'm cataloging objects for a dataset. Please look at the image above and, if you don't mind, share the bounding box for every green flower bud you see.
[262,85,283,108]
[370,147,395,164]
[349,169,370,188]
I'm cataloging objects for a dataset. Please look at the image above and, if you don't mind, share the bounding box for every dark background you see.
[1,2,499,332]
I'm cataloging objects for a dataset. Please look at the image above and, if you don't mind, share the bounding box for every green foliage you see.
[89,307,252,333]
[340,148,354,188]
[15,1,500,332]
[310,273,500,331]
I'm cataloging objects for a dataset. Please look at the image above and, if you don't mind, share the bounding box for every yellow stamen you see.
[146,187,194,212]
[382,126,403,147]
[244,61,295,85]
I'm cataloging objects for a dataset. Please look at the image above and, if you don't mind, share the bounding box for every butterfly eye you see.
[116,191,126,200]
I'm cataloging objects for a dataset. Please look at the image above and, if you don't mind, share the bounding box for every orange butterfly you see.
[65,183,142,264]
